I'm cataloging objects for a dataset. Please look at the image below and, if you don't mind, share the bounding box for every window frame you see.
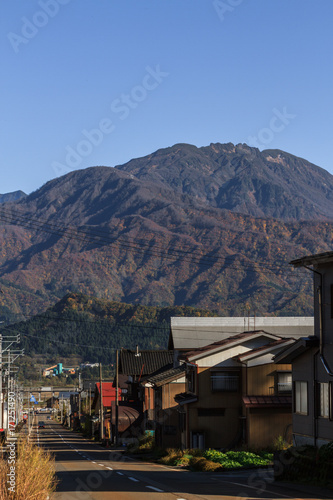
[294,380,308,415]
[318,382,331,419]
[276,371,292,394]
[211,370,240,392]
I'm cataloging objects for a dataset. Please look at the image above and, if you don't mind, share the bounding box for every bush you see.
[127,434,155,454]
[0,437,57,499]
[273,435,291,451]
[189,456,222,472]
[158,448,183,465]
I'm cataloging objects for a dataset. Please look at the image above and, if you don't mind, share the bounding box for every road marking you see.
[106,467,113,470]
[129,477,139,482]
[117,472,123,475]
[224,481,291,498]
[98,463,105,467]
[146,486,164,492]
[91,461,96,464]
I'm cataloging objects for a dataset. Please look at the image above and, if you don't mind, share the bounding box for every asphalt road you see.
[31,414,332,500]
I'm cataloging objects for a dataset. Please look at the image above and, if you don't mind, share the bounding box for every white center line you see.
[129,477,139,482]
[146,486,164,492]
[116,472,123,475]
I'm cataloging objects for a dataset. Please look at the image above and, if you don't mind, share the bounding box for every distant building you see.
[169,316,314,351]
[43,362,76,377]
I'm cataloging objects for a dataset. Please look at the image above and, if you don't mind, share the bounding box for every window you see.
[211,371,239,392]
[319,383,330,418]
[295,381,308,415]
[277,372,292,393]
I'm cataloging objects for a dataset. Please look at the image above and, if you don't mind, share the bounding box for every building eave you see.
[273,336,319,364]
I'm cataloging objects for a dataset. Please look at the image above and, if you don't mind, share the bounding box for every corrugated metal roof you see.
[120,350,174,376]
[169,316,314,350]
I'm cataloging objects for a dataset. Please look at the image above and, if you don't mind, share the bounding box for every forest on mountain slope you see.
[0,142,332,322]
[5,293,216,365]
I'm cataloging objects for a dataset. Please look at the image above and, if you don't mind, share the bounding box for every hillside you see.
[0,142,332,321]
[0,190,26,204]
[118,143,333,220]
[10,293,216,364]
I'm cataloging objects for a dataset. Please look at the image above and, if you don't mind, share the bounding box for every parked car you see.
[38,421,45,428]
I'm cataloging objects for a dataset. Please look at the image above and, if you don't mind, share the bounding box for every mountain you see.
[0,190,26,204]
[0,142,332,321]
[12,293,216,364]
[117,143,333,220]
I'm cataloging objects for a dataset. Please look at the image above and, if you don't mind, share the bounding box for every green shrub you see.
[203,449,272,468]
[273,435,291,451]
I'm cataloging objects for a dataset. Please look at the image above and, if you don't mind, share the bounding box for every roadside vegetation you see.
[127,435,274,471]
[0,437,57,499]
[276,442,333,488]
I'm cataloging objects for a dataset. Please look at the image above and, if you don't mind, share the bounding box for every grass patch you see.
[127,434,155,454]
[0,437,57,499]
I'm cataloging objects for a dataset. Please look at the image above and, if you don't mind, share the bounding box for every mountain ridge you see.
[0,142,332,321]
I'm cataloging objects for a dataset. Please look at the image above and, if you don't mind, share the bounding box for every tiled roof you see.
[180,331,282,360]
[119,349,174,377]
[243,395,292,408]
[143,364,186,387]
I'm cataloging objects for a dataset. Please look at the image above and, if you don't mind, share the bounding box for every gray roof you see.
[169,316,314,350]
[119,350,174,377]
[291,251,333,267]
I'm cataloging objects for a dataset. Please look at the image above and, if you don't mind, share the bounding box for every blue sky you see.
[1,0,332,194]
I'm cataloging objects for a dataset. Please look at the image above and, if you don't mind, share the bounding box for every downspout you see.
[185,360,199,448]
[303,265,332,448]
[239,360,248,446]
[304,265,333,376]
[313,348,319,447]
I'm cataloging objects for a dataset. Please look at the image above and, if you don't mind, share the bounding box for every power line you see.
[0,205,313,277]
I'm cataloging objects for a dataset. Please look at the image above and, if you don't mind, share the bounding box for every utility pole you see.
[115,349,119,446]
[89,383,91,416]
[61,393,63,423]
[99,363,103,441]
[0,333,2,431]
[78,372,81,427]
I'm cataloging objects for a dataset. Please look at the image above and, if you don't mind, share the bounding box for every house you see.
[174,331,296,450]
[274,251,333,447]
[91,382,122,414]
[117,349,176,439]
[169,316,314,351]
[141,363,186,448]
[118,349,174,405]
